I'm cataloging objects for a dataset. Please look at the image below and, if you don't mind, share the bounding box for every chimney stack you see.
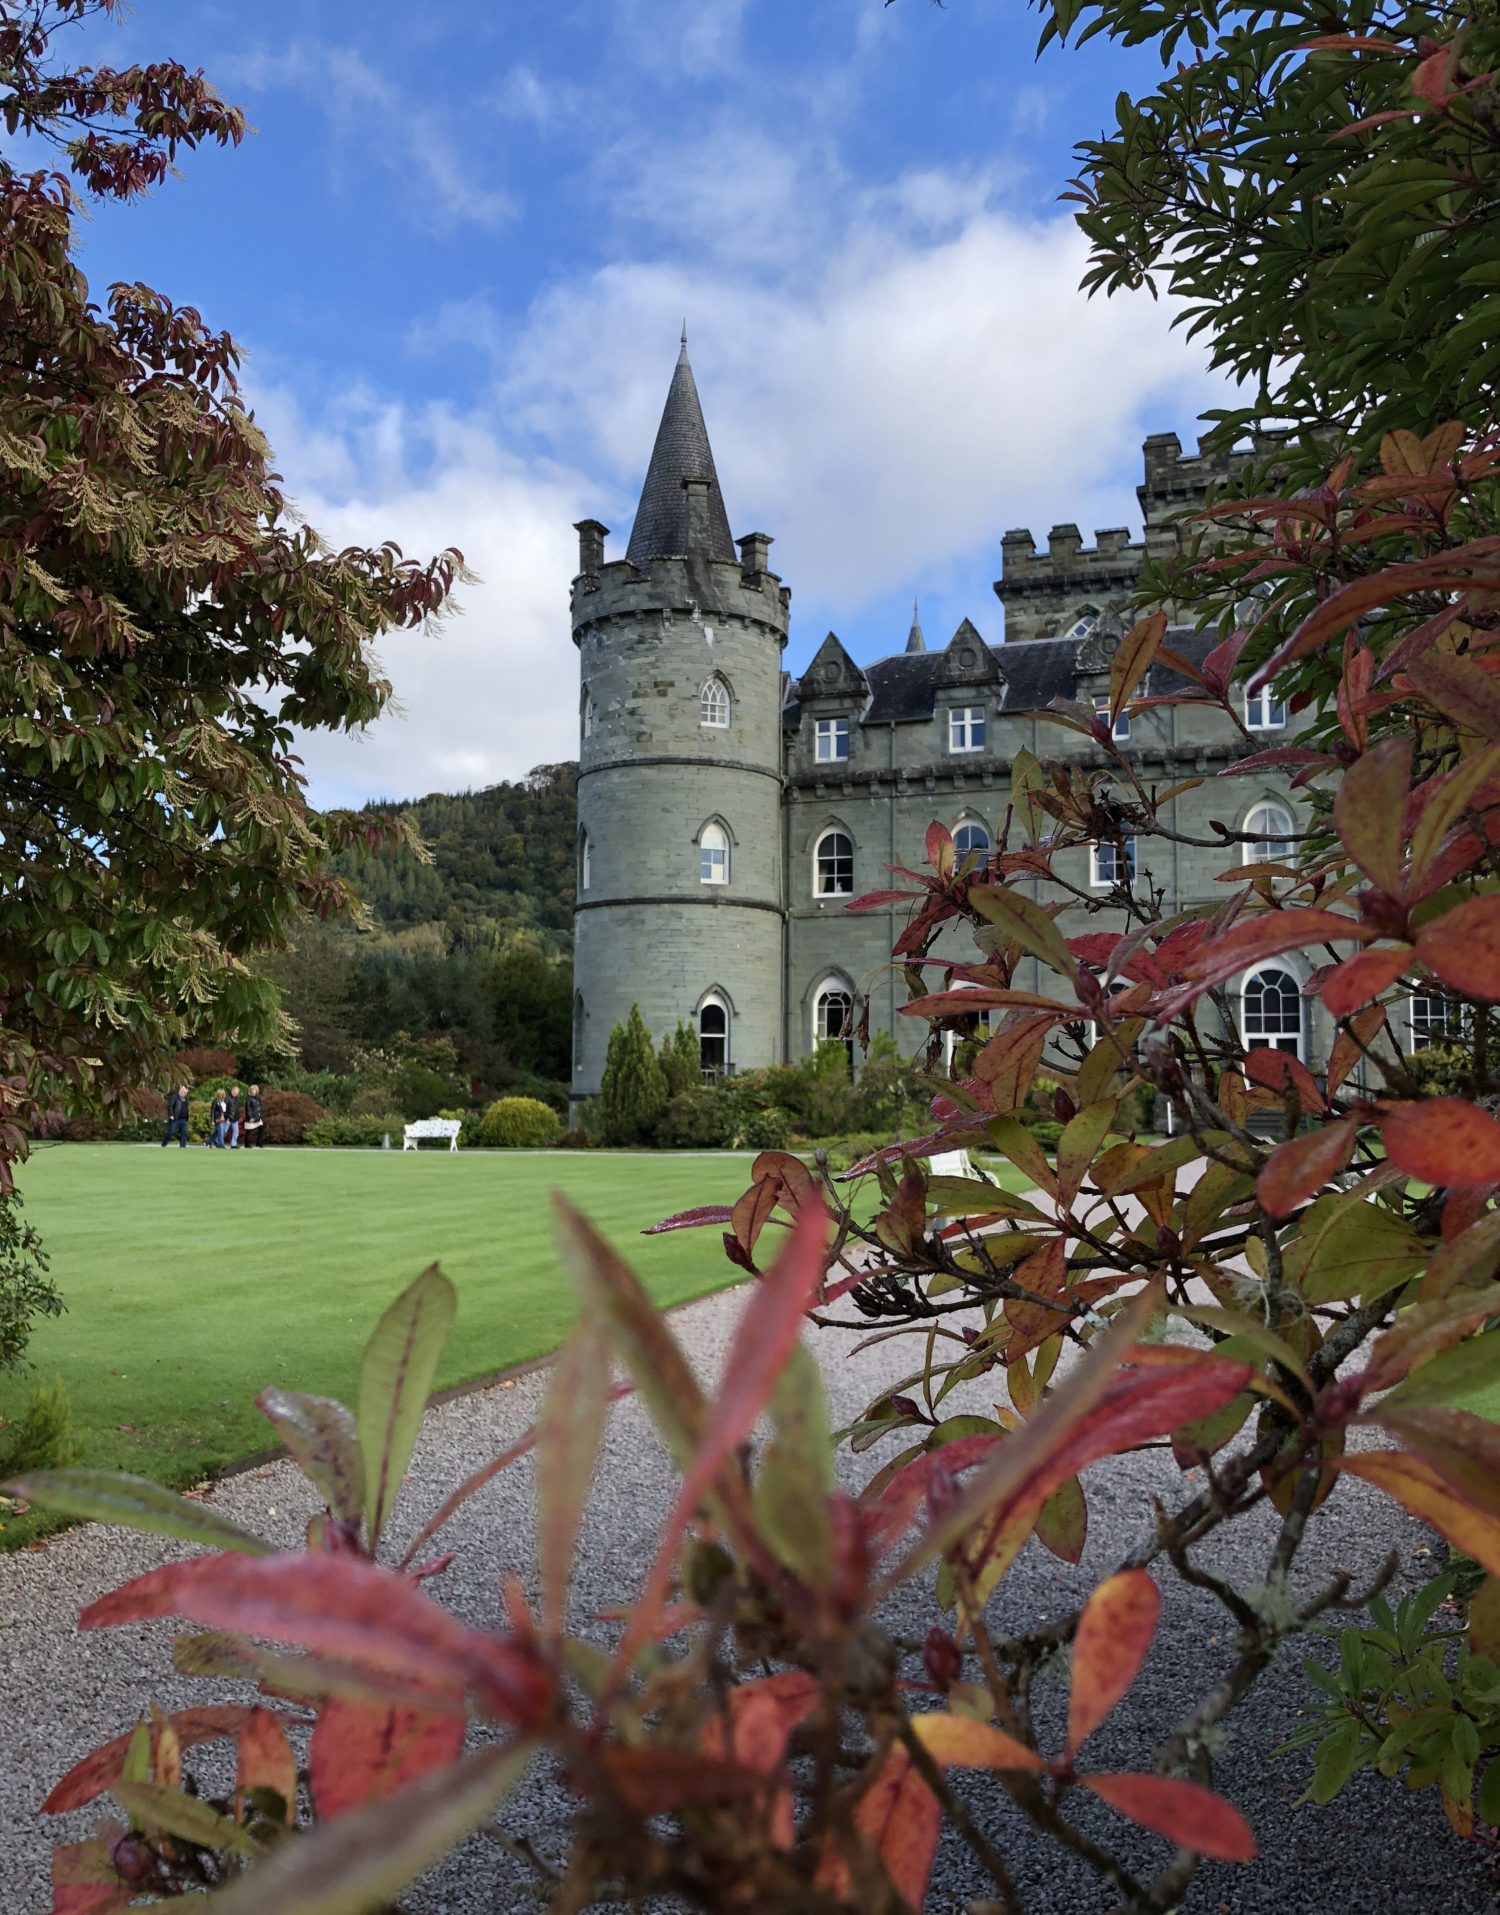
[574,519,608,575]
[737,530,772,579]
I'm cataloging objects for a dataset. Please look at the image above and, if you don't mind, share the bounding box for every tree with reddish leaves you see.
[0,3,465,1185]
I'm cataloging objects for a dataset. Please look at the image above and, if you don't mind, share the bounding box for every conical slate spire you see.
[625,336,736,565]
[906,598,926,654]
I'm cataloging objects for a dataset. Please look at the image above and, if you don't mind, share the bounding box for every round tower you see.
[570,335,789,1115]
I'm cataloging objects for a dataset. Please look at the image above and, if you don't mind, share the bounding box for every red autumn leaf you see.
[78,1553,548,1727]
[49,1837,132,1915]
[1406,651,1500,743]
[1414,895,1500,1003]
[1341,1449,1500,1577]
[1381,1100,1500,1187]
[44,1706,258,1813]
[1333,736,1411,896]
[731,1176,779,1259]
[614,1201,828,1671]
[642,1205,735,1235]
[1327,1002,1388,1098]
[309,1698,466,1821]
[1250,543,1500,687]
[973,1013,1058,1116]
[701,1671,821,1848]
[926,820,955,876]
[1257,1118,1359,1220]
[1173,910,1366,1004]
[1109,610,1166,725]
[1243,1047,1327,1115]
[845,888,921,911]
[1081,1772,1256,1861]
[236,1707,297,1817]
[1320,945,1411,1016]
[848,1748,943,1910]
[1067,1568,1160,1758]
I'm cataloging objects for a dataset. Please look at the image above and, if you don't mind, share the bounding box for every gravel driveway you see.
[1,1275,1492,1915]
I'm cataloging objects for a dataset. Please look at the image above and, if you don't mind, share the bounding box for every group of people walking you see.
[161,1084,266,1149]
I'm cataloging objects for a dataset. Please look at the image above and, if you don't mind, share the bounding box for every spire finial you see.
[680,318,688,349]
[906,597,927,654]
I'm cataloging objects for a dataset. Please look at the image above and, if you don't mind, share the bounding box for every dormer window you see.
[949,707,985,754]
[815,718,849,763]
[1063,604,1101,645]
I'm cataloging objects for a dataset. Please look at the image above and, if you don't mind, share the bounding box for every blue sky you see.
[60,0,1223,805]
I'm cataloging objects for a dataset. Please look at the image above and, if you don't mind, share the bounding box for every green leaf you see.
[186,1743,529,1915]
[357,1265,458,1552]
[1383,1330,1500,1417]
[1290,1199,1429,1305]
[1476,1758,1500,1831]
[113,1779,260,1857]
[2,1469,272,1555]
[752,1342,834,1588]
[968,883,1078,979]
[256,1390,365,1526]
[1307,1719,1368,1804]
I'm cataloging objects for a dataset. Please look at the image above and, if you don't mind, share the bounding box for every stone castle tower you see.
[569,335,790,1109]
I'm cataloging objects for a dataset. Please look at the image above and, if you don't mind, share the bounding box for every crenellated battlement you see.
[994,431,1252,643]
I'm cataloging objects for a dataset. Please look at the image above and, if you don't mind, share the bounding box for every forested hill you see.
[340,762,578,951]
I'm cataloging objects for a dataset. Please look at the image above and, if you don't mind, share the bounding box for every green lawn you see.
[4,1144,762,1531]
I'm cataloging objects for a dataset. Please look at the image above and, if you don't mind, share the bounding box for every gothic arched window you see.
[814,828,853,897]
[1241,965,1303,1058]
[700,676,731,729]
[814,981,854,1072]
[578,829,591,893]
[1244,801,1295,865]
[581,689,595,739]
[699,994,729,1076]
[700,821,729,885]
[953,821,991,864]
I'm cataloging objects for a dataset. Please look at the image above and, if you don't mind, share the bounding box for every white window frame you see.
[1090,837,1136,888]
[953,820,991,863]
[948,705,986,754]
[1409,991,1462,1050]
[699,821,729,886]
[813,827,854,898]
[699,993,730,1075]
[1245,685,1287,731]
[578,829,591,893]
[700,676,730,729]
[814,717,850,763]
[1093,693,1130,741]
[1243,800,1295,866]
[1240,964,1305,1061]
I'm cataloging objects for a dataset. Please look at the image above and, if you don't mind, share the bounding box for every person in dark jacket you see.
[241,1086,265,1149]
[207,1089,228,1148]
[161,1084,190,1148]
[225,1085,241,1149]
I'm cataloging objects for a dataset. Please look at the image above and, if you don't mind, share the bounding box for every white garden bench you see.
[402,1118,461,1152]
[928,1148,981,1182]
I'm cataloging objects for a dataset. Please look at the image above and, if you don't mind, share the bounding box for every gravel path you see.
[1,1279,1492,1915]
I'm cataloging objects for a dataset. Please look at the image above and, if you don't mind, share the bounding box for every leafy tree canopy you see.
[0,0,465,1184]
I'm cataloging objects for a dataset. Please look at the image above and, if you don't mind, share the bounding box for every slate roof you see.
[625,338,737,565]
[783,625,1218,729]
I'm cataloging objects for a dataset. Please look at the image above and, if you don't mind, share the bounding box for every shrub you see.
[172,1047,238,1084]
[304,1113,404,1149]
[393,1060,458,1122]
[478,1097,562,1149]
[741,1105,792,1151]
[0,1191,63,1372]
[659,1021,701,1099]
[654,1089,732,1150]
[260,1089,326,1145]
[0,1375,78,1477]
[600,1004,667,1145]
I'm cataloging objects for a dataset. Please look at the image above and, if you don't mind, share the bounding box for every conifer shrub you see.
[659,1020,702,1098]
[478,1097,562,1149]
[0,1375,77,1477]
[600,1004,667,1144]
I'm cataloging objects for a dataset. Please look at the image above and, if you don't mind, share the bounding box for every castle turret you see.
[570,337,789,1113]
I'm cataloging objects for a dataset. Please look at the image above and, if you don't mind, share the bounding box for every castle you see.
[568,339,1429,1111]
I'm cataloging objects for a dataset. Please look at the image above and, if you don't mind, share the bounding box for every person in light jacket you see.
[161,1084,190,1148]
[241,1086,265,1149]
